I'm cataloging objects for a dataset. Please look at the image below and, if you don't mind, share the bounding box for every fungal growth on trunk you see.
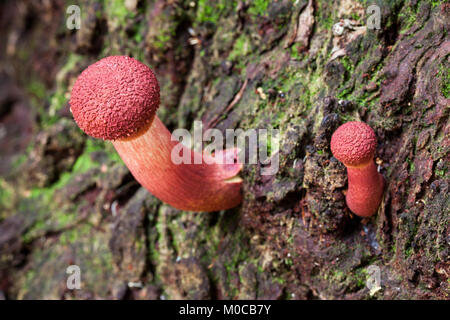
[69,56,242,212]
[330,121,384,217]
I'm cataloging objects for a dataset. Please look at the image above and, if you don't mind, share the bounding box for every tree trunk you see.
[0,0,448,300]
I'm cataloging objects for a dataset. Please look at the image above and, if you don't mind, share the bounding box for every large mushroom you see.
[330,121,384,217]
[69,56,242,212]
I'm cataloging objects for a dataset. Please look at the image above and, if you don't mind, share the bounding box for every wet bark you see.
[0,0,448,300]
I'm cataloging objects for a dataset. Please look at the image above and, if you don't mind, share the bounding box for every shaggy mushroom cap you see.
[69,56,160,140]
[330,121,377,166]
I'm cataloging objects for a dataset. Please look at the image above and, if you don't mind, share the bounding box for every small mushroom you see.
[330,121,384,217]
[70,56,242,212]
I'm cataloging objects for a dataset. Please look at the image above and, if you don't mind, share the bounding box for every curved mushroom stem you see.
[346,161,384,217]
[112,116,243,212]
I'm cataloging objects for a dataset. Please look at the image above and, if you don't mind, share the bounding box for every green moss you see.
[405,247,414,257]
[435,168,446,177]
[332,270,345,281]
[248,0,270,17]
[197,1,217,24]
[316,0,335,30]
[21,135,122,242]
[406,157,415,173]
[336,86,353,100]
[154,33,171,50]
[48,54,82,119]
[351,12,361,21]
[26,79,50,125]
[103,0,136,29]
[228,34,252,62]
[59,223,92,245]
[53,138,119,188]
[340,56,355,73]
[27,80,46,100]
[353,268,368,289]
[398,6,417,34]
[431,0,443,8]
[0,178,14,216]
[290,43,303,60]
[27,54,83,128]
[273,277,286,285]
[439,60,450,98]
[196,0,235,25]
[83,138,122,164]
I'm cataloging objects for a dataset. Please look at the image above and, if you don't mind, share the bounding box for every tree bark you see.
[0,0,448,300]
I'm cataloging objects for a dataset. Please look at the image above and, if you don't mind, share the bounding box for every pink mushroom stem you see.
[113,115,242,212]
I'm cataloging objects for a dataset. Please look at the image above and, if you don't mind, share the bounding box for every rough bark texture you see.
[0,0,448,300]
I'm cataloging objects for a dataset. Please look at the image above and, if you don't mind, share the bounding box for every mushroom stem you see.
[113,115,243,212]
[346,161,384,217]
[330,121,385,217]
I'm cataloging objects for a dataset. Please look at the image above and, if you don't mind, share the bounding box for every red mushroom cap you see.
[330,121,377,166]
[69,56,160,140]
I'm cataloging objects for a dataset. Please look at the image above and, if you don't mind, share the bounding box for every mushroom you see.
[330,121,384,217]
[69,56,242,212]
